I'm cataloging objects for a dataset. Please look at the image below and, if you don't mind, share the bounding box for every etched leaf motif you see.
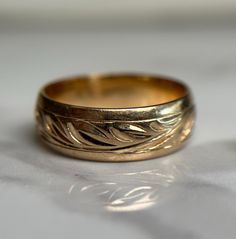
[66,122,84,145]
[75,121,109,139]
[109,127,133,142]
[114,123,150,137]
[36,104,194,154]
[67,122,115,147]
[149,121,167,132]
[42,114,73,146]
[157,112,182,127]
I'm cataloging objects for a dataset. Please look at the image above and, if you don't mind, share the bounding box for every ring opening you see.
[43,74,187,108]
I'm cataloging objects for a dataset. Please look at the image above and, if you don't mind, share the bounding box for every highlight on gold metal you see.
[35,73,195,161]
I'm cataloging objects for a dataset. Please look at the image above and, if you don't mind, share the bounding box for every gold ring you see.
[35,73,195,162]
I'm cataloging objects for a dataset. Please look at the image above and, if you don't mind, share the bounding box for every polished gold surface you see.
[35,73,195,162]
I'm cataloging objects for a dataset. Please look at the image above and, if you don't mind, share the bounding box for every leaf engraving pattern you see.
[36,106,194,154]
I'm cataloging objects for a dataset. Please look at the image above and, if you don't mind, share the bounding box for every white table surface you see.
[0,27,236,239]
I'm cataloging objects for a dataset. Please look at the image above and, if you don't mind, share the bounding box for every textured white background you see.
[0,25,236,238]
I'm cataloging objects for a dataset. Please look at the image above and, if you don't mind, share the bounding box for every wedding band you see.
[35,73,195,161]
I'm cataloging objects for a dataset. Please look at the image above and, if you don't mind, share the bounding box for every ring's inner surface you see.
[44,75,187,108]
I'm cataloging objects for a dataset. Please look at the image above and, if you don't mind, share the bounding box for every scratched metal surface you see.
[0,27,236,239]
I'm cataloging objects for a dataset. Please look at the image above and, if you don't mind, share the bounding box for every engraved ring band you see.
[35,73,195,162]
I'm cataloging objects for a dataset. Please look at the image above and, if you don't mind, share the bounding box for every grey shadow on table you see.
[1,122,236,239]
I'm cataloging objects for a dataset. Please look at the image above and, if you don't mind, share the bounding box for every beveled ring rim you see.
[39,72,191,111]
